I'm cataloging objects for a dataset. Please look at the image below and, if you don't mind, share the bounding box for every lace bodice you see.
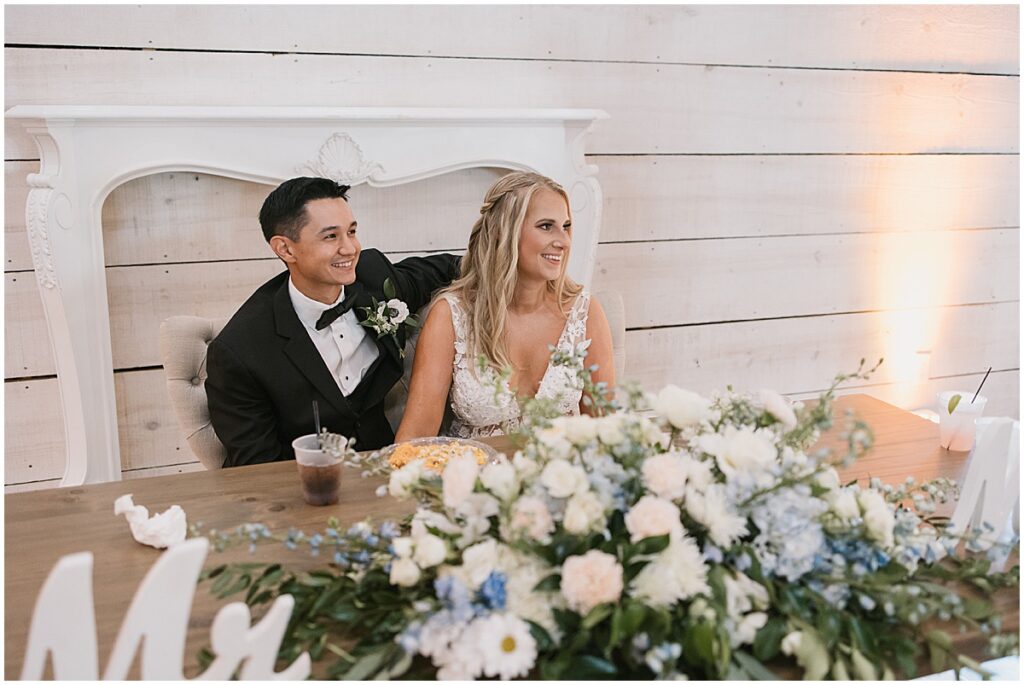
[441,291,591,438]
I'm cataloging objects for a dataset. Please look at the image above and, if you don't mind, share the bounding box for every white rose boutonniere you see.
[359,278,418,357]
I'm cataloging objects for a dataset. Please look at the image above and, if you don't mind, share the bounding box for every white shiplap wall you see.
[4,5,1019,491]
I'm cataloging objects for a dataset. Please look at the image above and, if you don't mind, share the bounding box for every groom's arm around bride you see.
[206,177,459,467]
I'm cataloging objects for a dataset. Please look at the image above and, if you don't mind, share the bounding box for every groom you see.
[206,177,460,467]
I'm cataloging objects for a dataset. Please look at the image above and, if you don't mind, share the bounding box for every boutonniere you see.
[359,278,419,357]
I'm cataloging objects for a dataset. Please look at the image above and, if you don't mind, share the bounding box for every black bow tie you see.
[315,283,363,330]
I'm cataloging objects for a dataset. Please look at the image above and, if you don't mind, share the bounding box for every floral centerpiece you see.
[200,356,1018,680]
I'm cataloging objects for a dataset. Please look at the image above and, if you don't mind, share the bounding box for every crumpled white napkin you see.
[114,494,187,549]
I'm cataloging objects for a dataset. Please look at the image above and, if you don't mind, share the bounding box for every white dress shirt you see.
[288,278,380,396]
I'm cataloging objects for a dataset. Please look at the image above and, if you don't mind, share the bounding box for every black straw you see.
[312,400,322,446]
[970,367,992,404]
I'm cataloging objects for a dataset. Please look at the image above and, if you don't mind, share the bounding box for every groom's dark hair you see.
[259,177,351,242]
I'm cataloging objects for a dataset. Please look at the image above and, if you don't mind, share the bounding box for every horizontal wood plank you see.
[5,161,33,271]
[4,5,1017,74]
[596,154,1021,242]
[7,157,1015,264]
[6,48,1018,158]
[4,377,66,483]
[595,229,1019,328]
[622,302,1018,407]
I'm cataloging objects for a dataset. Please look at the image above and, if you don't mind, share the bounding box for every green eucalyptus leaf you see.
[831,654,850,681]
[533,573,561,592]
[634,533,671,556]
[850,647,877,680]
[343,646,393,681]
[583,603,615,630]
[527,620,555,651]
[383,278,397,300]
[564,654,618,680]
[962,597,992,619]
[752,616,788,661]
[733,650,779,680]
[947,394,962,414]
[792,630,830,681]
[682,621,715,667]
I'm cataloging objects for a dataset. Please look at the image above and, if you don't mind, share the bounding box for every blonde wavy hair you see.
[440,171,583,374]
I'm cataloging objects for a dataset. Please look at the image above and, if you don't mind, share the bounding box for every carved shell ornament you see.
[297,133,384,185]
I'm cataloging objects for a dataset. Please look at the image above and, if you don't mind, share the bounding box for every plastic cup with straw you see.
[937,367,991,452]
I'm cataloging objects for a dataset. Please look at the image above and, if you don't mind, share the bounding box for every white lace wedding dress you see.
[439,291,591,438]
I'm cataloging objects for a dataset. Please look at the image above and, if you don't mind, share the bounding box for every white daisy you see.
[473,613,538,680]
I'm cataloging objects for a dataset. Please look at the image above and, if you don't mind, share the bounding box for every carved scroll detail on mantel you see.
[25,173,58,290]
[296,132,385,185]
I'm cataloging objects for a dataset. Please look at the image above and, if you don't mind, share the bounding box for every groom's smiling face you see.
[274,197,361,304]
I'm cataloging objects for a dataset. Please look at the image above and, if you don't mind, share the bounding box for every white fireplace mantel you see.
[5,105,608,485]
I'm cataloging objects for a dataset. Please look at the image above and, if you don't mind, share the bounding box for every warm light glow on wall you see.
[869,160,965,408]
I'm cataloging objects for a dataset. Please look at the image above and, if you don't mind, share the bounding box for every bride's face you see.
[516,188,572,283]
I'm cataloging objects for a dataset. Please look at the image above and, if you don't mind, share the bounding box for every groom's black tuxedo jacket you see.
[206,249,460,467]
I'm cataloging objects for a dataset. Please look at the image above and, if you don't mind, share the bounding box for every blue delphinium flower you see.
[751,487,828,581]
[479,571,507,611]
[434,575,475,622]
[396,620,423,653]
[379,520,400,539]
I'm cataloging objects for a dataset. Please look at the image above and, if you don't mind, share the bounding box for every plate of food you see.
[381,437,503,473]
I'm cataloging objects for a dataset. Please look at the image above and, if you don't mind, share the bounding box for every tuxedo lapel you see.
[272,282,355,420]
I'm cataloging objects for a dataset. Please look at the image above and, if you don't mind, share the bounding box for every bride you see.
[395,172,615,440]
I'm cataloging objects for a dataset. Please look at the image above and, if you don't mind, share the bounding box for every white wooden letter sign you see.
[20,538,310,680]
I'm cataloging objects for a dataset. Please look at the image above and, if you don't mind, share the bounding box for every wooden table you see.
[4,394,1016,679]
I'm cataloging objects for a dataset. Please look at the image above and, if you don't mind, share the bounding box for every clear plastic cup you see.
[292,434,343,506]
[936,391,988,452]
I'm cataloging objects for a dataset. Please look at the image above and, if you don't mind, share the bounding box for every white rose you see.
[480,461,517,501]
[625,495,684,542]
[536,426,572,460]
[630,537,709,607]
[512,451,541,478]
[858,490,895,548]
[389,557,421,587]
[392,536,414,558]
[829,489,860,520]
[554,415,598,446]
[758,389,798,429]
[460,538,499,588]
[386,299,409,324]
[509,496,555,543]
[641,453,689,500]
[540,460,589,499]
[651,385,713,429]
[388,460,423,498]
[815,467,841,491]
[732,612,768,647]
[781,631,803,656]
[640,418,670,448]
[413,533,447,568]
[699,425,777,480]
[596,415,626,445]
[442,452,480,509]
[563,490,606,535]
[561,550,623,614]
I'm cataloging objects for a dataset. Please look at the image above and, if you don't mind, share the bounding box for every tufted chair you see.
[158,316,229,469]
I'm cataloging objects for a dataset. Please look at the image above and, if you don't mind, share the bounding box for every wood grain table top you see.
[4,394,1015,679]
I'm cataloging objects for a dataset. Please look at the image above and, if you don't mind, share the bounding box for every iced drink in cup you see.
[937,391,988,452]
[293,434,343,505]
